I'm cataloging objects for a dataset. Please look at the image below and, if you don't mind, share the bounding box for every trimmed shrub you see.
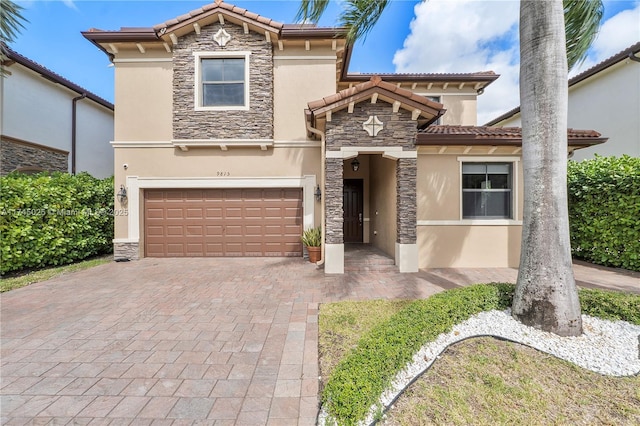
[579,288,640,325]
[0,172,114,275]
[321,284,639,425]
[321,283,515,424]
[568,155,640,271]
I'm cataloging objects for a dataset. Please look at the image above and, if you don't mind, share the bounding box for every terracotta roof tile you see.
[307,76,445,123]
[416,126,606,147]
[152,1,284,32]
[419,125,602,139]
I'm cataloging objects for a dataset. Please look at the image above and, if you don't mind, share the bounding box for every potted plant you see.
[301,226,322,263]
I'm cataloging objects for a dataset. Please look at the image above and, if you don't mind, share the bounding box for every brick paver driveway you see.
[1,256,638,425]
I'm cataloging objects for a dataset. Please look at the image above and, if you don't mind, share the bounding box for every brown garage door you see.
[144,188,303,257]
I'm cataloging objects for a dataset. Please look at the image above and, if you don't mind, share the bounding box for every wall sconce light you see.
[314,185,322,202]
[117,185,128,204]
[351,157,360,172]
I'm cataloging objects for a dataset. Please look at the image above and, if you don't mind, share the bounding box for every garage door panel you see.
[145,188,303,257]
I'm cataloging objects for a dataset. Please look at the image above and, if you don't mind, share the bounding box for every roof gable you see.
[308,76,445,124]
[153,0,283,41]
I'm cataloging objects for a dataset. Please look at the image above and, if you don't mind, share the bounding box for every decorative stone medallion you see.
[363,115,384,137]
[213,28,232,47]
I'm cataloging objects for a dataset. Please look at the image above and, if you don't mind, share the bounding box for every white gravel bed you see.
[318,310,640,426]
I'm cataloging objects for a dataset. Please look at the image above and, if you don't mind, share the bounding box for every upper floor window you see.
[193,51,251,111]
[462,162,512,219]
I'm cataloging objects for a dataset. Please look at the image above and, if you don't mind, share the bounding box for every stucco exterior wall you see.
[2,64,114,177]
[274,48,337,141]
[568,60,640,160]
[370,155,397,257]
[114,58,173,142]
[416,153,524,267]
[418,225,521,267]
[440,94,477,125]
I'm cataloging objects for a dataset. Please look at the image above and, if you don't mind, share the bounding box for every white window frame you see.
[193,51,251,111]
[457,156,520,224]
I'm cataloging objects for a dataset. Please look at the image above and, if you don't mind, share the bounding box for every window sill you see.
[194,105,250,112]
[171,139,274,151]
[417,220,523,226]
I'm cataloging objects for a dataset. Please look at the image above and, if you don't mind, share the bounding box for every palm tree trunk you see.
[512,0,582,336]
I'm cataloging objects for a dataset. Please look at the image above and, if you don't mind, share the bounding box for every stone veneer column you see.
[324,156,344,273]
[395,157,418,272]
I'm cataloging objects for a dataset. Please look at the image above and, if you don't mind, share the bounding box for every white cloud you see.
[393,0,520,125]
[570,2,640,76]
[394,0,640,125]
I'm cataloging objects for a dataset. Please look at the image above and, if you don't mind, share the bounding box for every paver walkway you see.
[1,256,638,425]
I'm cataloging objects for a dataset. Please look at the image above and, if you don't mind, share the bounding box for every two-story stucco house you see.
[83,0,606,273]
[1,44,115,178]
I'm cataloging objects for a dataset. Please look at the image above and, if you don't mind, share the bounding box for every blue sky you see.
[8,0,640,123]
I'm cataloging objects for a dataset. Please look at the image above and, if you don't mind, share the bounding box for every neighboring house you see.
[486,42,640,161]
[0,44,114,178]
[83,0,605,273]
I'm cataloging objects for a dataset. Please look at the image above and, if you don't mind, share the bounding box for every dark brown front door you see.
[343,179,363,243]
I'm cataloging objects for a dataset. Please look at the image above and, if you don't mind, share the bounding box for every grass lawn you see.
[0,255,112,293]
[319,288,640,425]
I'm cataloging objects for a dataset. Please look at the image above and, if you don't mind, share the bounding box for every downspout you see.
[629,51,640,63]
[71,93,87,175]
[305,115,326,266]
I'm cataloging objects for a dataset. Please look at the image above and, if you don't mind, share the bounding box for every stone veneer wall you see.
[327,103,415,150]
[173,23,273,140]
[325,101,418,245]
[324,157,344,244]
[0,138,68,176]
[396,158,417,244]
[114,242,139,261]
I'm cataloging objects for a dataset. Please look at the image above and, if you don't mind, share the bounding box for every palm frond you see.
[295,0,331,24]
[1,0,27,44]
[340,0,389,43]
[564,0,603,70]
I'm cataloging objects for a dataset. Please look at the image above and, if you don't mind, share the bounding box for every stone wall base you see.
[1,137,68,175]
[114,241,139,261]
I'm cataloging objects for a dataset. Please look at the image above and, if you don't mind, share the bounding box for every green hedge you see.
[568,155,640,272]
[0,172,114,275]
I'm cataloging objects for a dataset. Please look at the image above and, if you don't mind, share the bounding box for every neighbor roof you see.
[417,125,607,147]
[1,44,114,111]
[484,41,640,126]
